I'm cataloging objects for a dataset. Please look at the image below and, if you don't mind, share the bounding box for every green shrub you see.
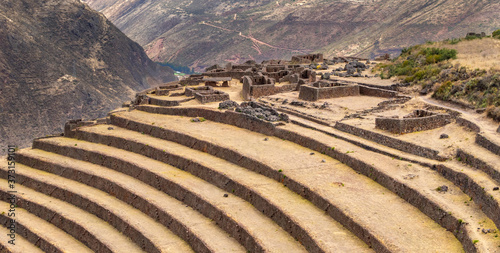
[445,38,461,45]
[434,81,453,100]
[492,29,500,38]
[465,35,482,41]
[420,48,457,63]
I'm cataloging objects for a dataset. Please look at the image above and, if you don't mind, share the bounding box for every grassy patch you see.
[376,35,500,121]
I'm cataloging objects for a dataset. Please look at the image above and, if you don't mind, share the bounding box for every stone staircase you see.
[3,103,500,252]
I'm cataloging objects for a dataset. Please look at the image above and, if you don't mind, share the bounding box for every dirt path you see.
[201,21,311,54]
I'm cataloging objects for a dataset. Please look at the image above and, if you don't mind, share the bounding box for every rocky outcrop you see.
[0,0,175,154]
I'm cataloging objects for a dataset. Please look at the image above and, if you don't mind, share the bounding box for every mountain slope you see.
[0,0,175,153]
[82,0,500,71]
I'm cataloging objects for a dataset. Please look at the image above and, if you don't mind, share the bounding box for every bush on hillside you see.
[493,29,500,39]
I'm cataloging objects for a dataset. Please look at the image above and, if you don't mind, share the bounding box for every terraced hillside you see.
[2,59,500,252]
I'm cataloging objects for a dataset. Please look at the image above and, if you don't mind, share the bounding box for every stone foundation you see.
[185,86,213,97]
[375,110,451,134]
[299,84,359,101]
[194,90,230,104]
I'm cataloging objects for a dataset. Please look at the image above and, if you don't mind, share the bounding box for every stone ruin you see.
[185,86,229,104]
[242,74,279,100]
[233,101,289,122]
[154,84,183,96]
[299,81,359,101]
[178,53,380,101]
[374,53,391,61]
[203,77,231,87]
[195,90,229,104]
[331,60,370,78]
[466,32,486,38]
[375,109,451,134]
[298,79,401,102]
[291,53,324,64]
[180,75,204,86]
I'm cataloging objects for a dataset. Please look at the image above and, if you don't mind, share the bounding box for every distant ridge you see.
[83,0,500,71]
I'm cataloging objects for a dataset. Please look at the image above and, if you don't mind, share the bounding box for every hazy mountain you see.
[0,0,175,153]
[82,0,500,71]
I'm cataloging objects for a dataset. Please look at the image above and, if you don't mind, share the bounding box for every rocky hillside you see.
[82,0,500,71]
[0,0,175,154]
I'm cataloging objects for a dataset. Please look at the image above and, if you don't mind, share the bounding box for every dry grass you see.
[431,38,500,71]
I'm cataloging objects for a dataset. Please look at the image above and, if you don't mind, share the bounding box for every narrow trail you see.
[419,95,500,134]
[201,21,311,54]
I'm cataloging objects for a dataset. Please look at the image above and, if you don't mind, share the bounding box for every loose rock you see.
[219,100,239,110]
[439,134,449,139]
[437,185,448,192]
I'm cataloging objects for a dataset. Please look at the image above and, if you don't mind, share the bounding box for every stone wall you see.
[266,65,286,72]
[265,70,290,81]
[359,85,398,98]
[435,164,500,239]
[194,90,230,104]
[155,85,183,96]
[375,111,451,134]
[476,134,500,157]
[334,122,444,160]
[242,75,297,100]
[299,85,359,101]
[291,54,323,64]
[457,149,500,184]
[185,86,213,97]
[251,84,297,99]
[129,106,478,252]
[148,97,194,107]
[456,117,480,133]
[136,106,277,136]
[203,70,253,80]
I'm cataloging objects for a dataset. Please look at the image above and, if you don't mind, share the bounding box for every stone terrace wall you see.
[476,134,500,157]
[334,122,444,160]
[129,106,478,252]
[136,106,277,136]
[375,113,451,134]
[456,117,480,133]
[299,85,359,101]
